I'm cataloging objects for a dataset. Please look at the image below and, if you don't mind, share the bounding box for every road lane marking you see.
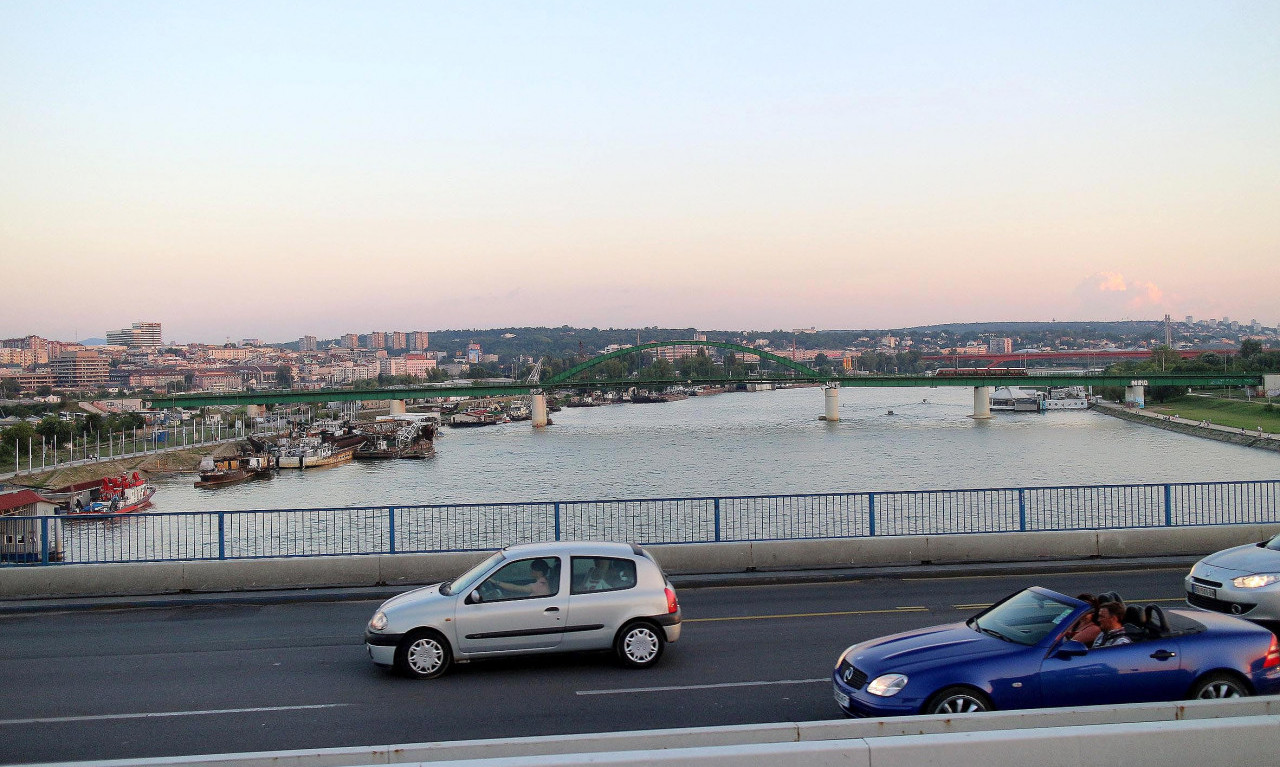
[0,704,348,726]
[903,567,1188,581]
[578,679,830,696]
[685,606,927,623]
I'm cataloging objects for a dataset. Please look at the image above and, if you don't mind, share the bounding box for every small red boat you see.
[61,472,156,516]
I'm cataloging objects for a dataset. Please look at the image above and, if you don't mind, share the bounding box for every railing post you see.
[217,512,226,560]
[553,502,561,542]
[41,516,49,564]
[714,498,721,542]
[1164,484,1173,527]
[388,507,396,554]
[868,493,876,536]
[1018,489,1027,532]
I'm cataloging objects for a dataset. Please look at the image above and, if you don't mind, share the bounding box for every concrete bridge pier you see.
[971,386,993,419]
[531,392,548,428]
[1125,381,1146,409]
[822,383,839,421]
[389,400,406,415]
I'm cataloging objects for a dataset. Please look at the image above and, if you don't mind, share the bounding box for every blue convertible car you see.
[833,587,1280,717]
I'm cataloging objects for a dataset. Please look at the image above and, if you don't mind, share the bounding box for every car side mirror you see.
[467,589,482,604]
[1056,639,1089,658]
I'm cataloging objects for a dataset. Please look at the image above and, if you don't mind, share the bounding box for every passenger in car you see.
[1065,594,1102,646]
[1091,602,1133,648]
[582,560,612,591]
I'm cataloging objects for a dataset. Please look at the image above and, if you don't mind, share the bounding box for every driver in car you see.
[494,559,553,597]
[1090,602,1132,648]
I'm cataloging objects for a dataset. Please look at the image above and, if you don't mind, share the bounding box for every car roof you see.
[503,540,640,558]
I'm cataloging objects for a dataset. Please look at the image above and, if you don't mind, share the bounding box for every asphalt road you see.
[0,565,1196,764]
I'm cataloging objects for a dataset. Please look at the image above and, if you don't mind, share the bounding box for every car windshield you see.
[441,552,504,596]
[968,590,1079,646]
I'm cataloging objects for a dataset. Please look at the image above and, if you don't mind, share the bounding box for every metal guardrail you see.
[2,479,1278,566]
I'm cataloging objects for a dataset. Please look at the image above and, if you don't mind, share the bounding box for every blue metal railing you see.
[2,479,1278,566]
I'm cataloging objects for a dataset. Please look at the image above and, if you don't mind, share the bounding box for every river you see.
[147,386,1280,513]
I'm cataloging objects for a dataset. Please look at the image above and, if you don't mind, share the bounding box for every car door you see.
[1039,636,1186,707]
[454,556,567,655]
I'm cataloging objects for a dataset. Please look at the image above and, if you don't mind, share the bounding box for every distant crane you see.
[526,358,544,384]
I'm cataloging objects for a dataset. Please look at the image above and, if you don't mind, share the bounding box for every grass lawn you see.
[1145,395,1280,434]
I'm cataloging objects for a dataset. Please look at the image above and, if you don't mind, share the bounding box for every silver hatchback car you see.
[365,541,682,678]
[1186,531,1280,622]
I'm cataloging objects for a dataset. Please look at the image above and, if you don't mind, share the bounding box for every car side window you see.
[571,556,637,594]
[475,557,560,602]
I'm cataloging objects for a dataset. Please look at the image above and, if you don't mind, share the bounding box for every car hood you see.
[843,622,1019,675]
[1198,543,1280,577]
[380,583,443,611]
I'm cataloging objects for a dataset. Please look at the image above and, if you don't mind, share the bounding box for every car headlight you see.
[368,611,388,631]
[866,673,908,697]
[1232,574,1280,589]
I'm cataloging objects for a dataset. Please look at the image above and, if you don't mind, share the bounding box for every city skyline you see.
[2,2,1278,341]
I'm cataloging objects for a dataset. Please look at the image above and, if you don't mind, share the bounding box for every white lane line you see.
[0,704,348,726]
[577,678,829,696]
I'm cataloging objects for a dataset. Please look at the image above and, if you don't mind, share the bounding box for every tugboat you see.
[276,437,358,468]
[354,417,437,459]
[195,453,274,488]
[61,472,156,516]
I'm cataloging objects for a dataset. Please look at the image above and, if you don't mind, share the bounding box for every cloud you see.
[1072,272,1167,319]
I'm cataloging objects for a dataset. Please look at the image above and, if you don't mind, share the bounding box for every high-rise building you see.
[989,337,1013,354]
[106,322,162,349]
[299,335,318,352]
[390,331,407,351]
[52,351,109,389]
[341,333,359,349]
[466,343,482,364]
[367,332,386,350]
[408,331,429,351]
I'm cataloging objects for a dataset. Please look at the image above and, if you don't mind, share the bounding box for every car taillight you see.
[665,587,679,614]
[1265,635,1280,669]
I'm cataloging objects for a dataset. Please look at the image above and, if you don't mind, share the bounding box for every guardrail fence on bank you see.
[2,479,1278,566]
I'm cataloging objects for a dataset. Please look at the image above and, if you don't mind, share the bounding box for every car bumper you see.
[1185,575,1280,621]
[364,630,403,667]
[832,671,921,717]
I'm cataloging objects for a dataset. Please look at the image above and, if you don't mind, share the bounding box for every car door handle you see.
[544,607,560,613]
[1150,650,1176,660]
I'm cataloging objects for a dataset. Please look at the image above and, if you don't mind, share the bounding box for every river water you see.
[148,387,1280,513]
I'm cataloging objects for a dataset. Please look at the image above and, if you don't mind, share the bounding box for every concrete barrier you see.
[3,525,1276,599]
[25,698,1280,767]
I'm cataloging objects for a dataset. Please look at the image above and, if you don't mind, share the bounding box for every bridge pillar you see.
[531,392,548,428]
[1125,383,1146,409]
[389,400,406,415]
[822,384,839,421]
[971,386,993,419]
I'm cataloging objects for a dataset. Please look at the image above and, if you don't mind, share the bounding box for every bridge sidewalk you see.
[0,554,1201,615]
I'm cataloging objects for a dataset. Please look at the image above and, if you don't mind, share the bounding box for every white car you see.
[365,541,682,678]
[1186,532,1280,622]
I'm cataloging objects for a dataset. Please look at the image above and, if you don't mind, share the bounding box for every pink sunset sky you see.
[2,2,1277,344]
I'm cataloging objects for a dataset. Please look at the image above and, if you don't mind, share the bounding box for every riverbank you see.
[6,441,241,490]
[1092,401,1280,453]
[1144,394,1280,433]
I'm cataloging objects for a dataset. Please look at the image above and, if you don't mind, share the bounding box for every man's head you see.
[531,559,550,577]
[1097,602,1126,631]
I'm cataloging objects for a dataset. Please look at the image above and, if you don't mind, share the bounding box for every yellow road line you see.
[903,567,1188,582]
[685,606,928,623]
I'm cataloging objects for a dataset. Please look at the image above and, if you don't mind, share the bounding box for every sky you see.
[1,2,1278,344]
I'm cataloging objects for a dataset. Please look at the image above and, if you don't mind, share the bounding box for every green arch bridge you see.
[140,339,1263,409]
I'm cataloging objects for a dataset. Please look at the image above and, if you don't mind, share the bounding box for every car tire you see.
[615,621,664,668]
[924,686,994,715]
[1188,672,1251,700]
[395,629,453,679]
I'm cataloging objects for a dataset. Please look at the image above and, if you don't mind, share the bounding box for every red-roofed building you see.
[0,489,63,562]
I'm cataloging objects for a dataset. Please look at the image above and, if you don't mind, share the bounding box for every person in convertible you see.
[1091,602,1132,648]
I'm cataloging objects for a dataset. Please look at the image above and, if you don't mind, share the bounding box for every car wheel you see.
[925,687,993,715]
[615,621,664,668]
[395,630,452,679]
[1189,673,1251,700]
